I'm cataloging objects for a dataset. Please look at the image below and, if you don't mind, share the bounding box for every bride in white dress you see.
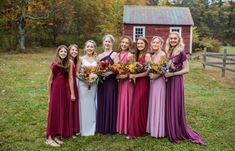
[77,40,98,136]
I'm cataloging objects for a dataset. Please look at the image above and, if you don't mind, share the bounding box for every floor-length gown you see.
[146,51,166,138]
[116,52,134,134]
[78,58,97,136]
[165,51,205,145]
[128,55,150,138]
[96,51,118,134]
[68,63,80,135]
[46,63,70,139]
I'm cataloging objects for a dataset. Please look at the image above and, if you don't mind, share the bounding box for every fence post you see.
[203,48,207,69]
[222,48,227,77]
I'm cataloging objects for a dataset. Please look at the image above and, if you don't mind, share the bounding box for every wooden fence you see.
[202,48,235,77]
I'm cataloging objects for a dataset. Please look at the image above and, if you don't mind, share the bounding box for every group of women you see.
[46,32,205,147]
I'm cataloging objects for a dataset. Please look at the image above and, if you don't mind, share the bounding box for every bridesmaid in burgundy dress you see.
[164,32,205,145]
[46,45,72,147]
[68,44,80,137]
[128,37,151,139]
[96,34,119,134]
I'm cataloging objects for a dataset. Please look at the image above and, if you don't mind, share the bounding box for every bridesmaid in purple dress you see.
[164,32,205,145]
[147,36,166,138]
[96,34,119,134]
[116,36,134,134]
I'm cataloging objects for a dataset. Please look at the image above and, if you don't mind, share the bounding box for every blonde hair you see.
[165,32,184,58]
[102,34,115,43]
[84,40,97,56]
[150,36,164,52]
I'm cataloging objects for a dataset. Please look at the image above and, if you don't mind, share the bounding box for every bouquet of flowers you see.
[79,66,98,89]
[158,56,171,74]
[127,62,144,74]
[111,63,129,75]
[127,62,145,84]
[145,61,159,74]
[94,60,112,82]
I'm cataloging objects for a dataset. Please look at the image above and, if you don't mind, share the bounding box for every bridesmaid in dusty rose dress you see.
[164,32,205,145]
[116,36,134,134]
[147,36,166,138]
[128,37,151,139]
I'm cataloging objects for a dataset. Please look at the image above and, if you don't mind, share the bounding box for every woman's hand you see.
[164,72,174,78]
[102,71,113,77]
[149,73,160,79]
[71,94,76,101]
[116,74,128,79]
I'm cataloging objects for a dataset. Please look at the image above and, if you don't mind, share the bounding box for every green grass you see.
[0,48,235,151]
[220,46,235,54]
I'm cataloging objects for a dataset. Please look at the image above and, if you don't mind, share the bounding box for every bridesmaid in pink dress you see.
[46,45,72,147]
[128,37,151,139]
[116,36,134,134]
[68,44,80,137]
[147,36,166,138]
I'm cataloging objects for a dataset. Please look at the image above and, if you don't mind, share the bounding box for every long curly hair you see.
[54,45,69,72]
[165,32,184,58]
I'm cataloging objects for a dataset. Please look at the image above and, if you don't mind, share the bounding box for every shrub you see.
[200,37,222,52]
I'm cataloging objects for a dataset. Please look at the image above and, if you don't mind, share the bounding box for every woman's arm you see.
[47,71,53,103]
[76,58,82,78]
[165,60,189,78]
[69,60,75,101]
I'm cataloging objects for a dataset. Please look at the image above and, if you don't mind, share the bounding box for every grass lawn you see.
[0,48,235,151]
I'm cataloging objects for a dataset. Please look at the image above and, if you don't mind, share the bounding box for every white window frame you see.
[170,27,182,36]
[133,26,145,42]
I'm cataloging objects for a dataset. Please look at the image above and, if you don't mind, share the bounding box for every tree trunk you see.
[16,13,26,52]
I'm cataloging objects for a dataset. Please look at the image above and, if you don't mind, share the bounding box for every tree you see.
[0,0,53,51]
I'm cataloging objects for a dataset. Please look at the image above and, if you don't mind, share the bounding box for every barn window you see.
[170,27,182,35]
[133,26,145,42]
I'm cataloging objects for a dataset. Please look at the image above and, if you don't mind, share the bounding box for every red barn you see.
[123,5,194,54]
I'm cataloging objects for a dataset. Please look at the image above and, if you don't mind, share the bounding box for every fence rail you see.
[202,48,235,77]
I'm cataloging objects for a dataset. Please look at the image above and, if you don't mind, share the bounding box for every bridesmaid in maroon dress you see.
[46,45,72,147]
[128,37,151,139]
[164,32,205,145]
[96,34,119,134]
[68,44,80,137]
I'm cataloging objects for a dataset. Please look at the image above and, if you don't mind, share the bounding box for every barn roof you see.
[123,5,194,25]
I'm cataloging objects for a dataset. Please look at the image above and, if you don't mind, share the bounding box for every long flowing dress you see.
[116,52,134,134]
[46,63,70,139]
[147,51,166,138]
[96,51,118,134]
[128,55,150,138]
[78,58,97,136]
[165,51,205,145]
[68,63,80,135]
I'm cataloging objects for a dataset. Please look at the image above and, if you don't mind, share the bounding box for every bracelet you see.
[172,72,175,76]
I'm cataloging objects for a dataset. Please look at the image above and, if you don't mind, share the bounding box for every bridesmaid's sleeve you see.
[50,63,56,74]
[181,51,187,62]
